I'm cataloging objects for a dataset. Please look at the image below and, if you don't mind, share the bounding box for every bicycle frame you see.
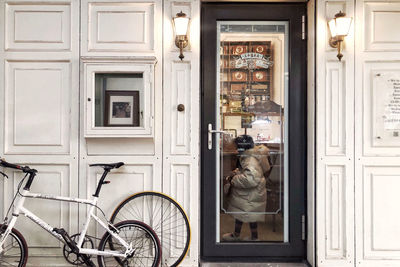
[0,189,133,258]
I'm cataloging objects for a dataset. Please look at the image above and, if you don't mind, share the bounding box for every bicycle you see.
[0,159,161,267]
[110,192,191,266]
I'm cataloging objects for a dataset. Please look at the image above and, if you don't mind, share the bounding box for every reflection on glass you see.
[94,73,143,127]
[217,21,288,243]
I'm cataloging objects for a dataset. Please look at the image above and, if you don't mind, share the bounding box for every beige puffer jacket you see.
[227,145,270,222]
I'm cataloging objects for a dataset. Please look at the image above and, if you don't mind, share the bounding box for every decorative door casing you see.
[162,1,200,265]
[316,0,355,266]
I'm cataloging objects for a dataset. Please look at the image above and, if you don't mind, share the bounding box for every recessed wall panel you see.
[364,2,400,51]
[170,62,191,155]
[2,165,71,256]
[5,61,71,154]
[97,11,145,43]
[87,2,154,52]
[362,166,400,259]
[86,163,155,238]
[5,3,71,51]
[325,165,346,259]
[164,162,191,258]
[326,61,346,156]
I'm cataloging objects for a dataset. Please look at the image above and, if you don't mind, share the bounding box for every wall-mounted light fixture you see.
[172,11,190,60]
[328,11,352,61]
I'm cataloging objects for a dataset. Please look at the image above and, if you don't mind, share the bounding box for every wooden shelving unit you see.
[220,41,273,99]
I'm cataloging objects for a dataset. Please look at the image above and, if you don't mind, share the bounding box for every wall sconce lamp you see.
[173,11,190,60]
[328,11,352,61]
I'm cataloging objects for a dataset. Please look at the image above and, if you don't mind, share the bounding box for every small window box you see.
[82,57,157,138]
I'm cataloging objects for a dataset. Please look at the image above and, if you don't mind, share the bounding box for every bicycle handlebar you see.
[0,158,21,170]
[0,158,37,173]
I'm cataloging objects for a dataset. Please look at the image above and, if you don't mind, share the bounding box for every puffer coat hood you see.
[226,145,270,222]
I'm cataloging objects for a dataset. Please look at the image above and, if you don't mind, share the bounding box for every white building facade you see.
[0,0,399,266]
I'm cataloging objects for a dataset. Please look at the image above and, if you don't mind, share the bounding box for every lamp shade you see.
[173,12,189,36]
[328,12,352,37]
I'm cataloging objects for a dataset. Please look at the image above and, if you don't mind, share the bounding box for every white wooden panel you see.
[170,61,191,155]
[87,2,154,52]
[5,3,71,51]
[163,157,198,266]
[324,165,346,259]
[86,138,155,155]
[168,163,190,257]
[87,163,155,217]
[2,164,74,257]
[317,162,354,266]
[325,61,346,156]
[4,61,71,154]
[85,162,160,240]
[361,166,400,260]
[363,61,400,156]
[364,2,400,51]
[162,0,199,265]
[317,160,354,267]
[355,0,400,265]
[317,0,355,266]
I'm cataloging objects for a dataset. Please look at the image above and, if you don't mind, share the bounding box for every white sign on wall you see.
[374,73,400,131]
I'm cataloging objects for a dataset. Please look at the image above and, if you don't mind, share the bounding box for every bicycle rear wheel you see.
[110,192,191,267]
[0,226,28,267]
[97,220,160,267]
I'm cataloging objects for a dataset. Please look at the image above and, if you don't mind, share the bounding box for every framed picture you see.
[104,90,139,127]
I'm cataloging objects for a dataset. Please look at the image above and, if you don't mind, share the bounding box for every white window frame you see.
[82,57,156,138]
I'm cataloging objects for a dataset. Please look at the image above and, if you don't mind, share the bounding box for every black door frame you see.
[201,2,308,261]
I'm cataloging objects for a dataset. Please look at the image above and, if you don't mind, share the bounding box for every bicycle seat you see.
[89,162,125,169]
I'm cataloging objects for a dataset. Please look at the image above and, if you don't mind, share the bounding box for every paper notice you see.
[377,74,400,130]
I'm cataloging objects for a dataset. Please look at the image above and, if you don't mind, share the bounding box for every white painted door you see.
[317,0,400,266]
[355,0,400,266]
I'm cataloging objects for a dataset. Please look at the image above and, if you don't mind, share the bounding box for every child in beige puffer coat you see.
[222,135,270,242]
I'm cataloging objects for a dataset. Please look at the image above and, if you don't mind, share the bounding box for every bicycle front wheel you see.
[110,192,191,267]
[97,220,161,267]
[0,226,28,267]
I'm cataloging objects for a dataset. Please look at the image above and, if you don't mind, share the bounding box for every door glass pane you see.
[216,21,289,243]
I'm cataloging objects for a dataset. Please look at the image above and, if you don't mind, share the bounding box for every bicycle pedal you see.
[52,228,67,235]
[0,224,7,234]
[53,228,79,253]
[79,254,96,267]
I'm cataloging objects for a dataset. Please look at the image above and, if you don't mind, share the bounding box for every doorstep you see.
[201,263,308,267]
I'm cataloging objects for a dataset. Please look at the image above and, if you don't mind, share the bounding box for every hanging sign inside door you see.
[235,53,273,69]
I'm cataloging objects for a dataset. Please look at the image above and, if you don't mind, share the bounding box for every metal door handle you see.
[208,123,230,150]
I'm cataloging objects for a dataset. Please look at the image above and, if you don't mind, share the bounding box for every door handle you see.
[208,123,230,150]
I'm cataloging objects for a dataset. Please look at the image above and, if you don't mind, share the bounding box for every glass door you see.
[217,21,289,243]
[202,3,307,260]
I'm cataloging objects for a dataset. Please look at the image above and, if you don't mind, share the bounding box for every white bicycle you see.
[0,159,161,267]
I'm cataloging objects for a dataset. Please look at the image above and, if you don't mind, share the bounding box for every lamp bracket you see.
[329,37,339,48]
[175,35,189,60]
[329,35,344,48]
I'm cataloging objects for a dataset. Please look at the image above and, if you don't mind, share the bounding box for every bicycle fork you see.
[0,191,28,253]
